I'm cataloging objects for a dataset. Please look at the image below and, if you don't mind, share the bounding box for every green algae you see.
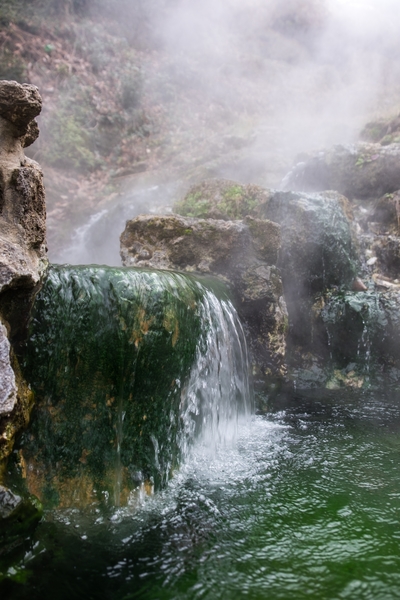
[18,265,208,506]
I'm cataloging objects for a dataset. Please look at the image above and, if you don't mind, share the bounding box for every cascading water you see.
[16,264,251,509]
[180,290,251,458]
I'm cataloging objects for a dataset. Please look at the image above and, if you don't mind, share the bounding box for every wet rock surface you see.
[120,213,288,379]
[0,321,17,418]
[0,484,42,553]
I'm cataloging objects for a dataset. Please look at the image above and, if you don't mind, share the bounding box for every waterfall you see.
[18,265,251,508]
[180,290,251,458]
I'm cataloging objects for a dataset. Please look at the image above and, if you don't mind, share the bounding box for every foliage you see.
[175,181,266,220]
[0,51,26,82]
[41,111,101,171]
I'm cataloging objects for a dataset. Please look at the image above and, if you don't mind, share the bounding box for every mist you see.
[45,0,400,265]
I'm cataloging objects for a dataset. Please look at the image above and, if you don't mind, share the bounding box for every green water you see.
[2,388,400,599]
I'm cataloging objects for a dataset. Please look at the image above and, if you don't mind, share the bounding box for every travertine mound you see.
[121,213,288,379]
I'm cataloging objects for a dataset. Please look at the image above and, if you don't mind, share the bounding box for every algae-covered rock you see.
[120,214,288,379]
[282,143,400,200]
[174,179,272,220]
[19,265,235,506]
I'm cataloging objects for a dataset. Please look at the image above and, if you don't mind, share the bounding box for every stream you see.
[3,387,400,599]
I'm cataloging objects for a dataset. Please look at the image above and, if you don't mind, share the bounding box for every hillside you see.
[2,0,400,261]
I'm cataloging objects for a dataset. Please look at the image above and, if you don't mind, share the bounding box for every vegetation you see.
[174,180,269,220]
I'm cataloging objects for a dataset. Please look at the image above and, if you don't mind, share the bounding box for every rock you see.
[360,114,400,146]
[371,191,400,232]
[318,289,400,369]
[0,485,42,552]
[0,80,42,137]
[120,214,288,379]
[175,180,357,358]
[0,80,47,467]
[352,277,367,291]
[0,321,17,418]
[282,143,400,200]
[261,190,357,291]
[255,190,357,350]
[176,183,357,293]
[372,236,400,279]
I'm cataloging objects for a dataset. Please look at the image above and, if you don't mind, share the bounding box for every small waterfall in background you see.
[18,265,251,509]
[51,183,178,266]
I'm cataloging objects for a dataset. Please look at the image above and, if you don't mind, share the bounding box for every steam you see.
[50,0,400,264]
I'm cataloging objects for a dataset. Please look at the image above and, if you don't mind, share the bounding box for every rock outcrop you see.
[120,214,288,380]
[0,80,47,464]
[174,180,358,352]
[282,143,400,200]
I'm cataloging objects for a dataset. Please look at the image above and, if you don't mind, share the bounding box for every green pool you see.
[2,388,400,599]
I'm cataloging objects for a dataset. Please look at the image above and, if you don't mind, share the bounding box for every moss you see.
[174,191,210,218]
[18,265,210,506]
[174,180,271,221]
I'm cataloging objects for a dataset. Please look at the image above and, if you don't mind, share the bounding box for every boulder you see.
[261,190,358,349]
[120,214,288,379]
[176,181,358,351]
[281,143,400,200]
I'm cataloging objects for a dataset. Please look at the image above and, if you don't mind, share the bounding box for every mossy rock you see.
[174,179,272,220]
[18,265,209,507]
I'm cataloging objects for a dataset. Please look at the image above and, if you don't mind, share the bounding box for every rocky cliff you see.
[0,80,47,464]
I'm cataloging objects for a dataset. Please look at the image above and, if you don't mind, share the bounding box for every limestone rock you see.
[282,143,400,200]
[0,80,47,467]
[0,80,42,137]
[318,289,400,368]
[262,190,357,292]
[120,214,288,378]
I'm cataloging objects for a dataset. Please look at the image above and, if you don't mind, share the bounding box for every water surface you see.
[3,389,400,599]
